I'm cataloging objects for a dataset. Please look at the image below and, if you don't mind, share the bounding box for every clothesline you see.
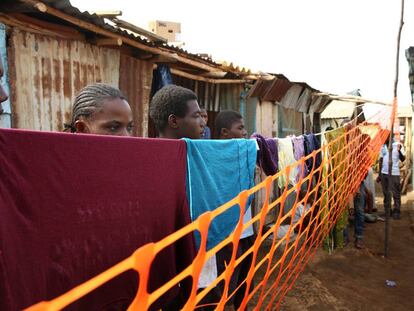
[312,92,393,106]
[253,104,383,151]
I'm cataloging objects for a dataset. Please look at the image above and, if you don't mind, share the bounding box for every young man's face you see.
[75,98,134,136]
[222,118,247,139]
[175,100,205,139]
[200,109,208,124]
[0,52,9,112]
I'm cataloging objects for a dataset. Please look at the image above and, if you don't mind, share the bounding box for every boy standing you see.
[214,110,254,310]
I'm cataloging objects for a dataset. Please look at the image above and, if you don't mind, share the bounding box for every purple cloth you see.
[304,133,322,176]
[251,133,278,176]
[292,136,308,182]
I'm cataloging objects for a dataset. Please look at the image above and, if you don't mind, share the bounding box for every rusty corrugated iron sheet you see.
[247,79,273,98]
[262,78,293,102]
[247,77,293,102]
[119,55,153,137]
[9,28,120,131]
[248,78,330,114]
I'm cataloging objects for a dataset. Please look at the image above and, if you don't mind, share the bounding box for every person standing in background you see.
[378,137,405,220]
[200,107,211,139]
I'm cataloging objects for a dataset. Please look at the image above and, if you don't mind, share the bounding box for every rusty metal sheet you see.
[247,79,273,98]
[247,77,293,103]
[9,28,120,131]
[2,0,220,67]
[263,78,292,102]
[119,54,153,137]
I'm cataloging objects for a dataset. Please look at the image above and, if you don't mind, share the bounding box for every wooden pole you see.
[385,0,405,257]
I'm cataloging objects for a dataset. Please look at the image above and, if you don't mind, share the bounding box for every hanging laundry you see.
[325,128,349,249]
[277,137,297,188]
[251,133,278,176]
[291,136,308,182]
[304,133,322,175]
[0,129,195,311]
[184,139,257,250]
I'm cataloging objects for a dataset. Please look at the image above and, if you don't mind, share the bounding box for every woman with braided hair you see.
[65,83,134,136]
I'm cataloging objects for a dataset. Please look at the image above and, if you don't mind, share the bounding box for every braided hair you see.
[64,83,126,132]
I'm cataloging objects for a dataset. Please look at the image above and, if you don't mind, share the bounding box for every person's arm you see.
[377,157,383,183]
[398,144,405,162]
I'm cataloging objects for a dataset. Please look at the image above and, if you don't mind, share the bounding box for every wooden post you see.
[385,0,405,258]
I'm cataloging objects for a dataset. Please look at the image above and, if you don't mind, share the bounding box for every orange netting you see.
[26,101,396,311]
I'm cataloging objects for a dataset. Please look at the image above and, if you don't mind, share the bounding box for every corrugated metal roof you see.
[9,28,120,131]
[263,78,292,102]
[247,78,329,113]
[321,100,356,119]
[246,77,293,102]
[218,61,252,75]
[247,79,274,98]
[10,0,221,69]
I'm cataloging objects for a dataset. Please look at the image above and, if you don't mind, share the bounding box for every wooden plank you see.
[170,68,246,84]
[150,54,178,63]
[95,38,123,47]
[92,11,122,18]
[313,92,392,106]
[10,13,83,37]
[0,13,85,41]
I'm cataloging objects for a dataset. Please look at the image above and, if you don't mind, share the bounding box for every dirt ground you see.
[276,192,414,311]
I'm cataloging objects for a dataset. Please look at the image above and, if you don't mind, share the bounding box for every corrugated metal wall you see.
[0,23,11,128]
[119,55,153,137]
[219,83,243,111]
[9,29,120,131]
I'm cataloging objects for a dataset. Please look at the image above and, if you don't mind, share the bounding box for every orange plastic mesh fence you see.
[26,102,395,311]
